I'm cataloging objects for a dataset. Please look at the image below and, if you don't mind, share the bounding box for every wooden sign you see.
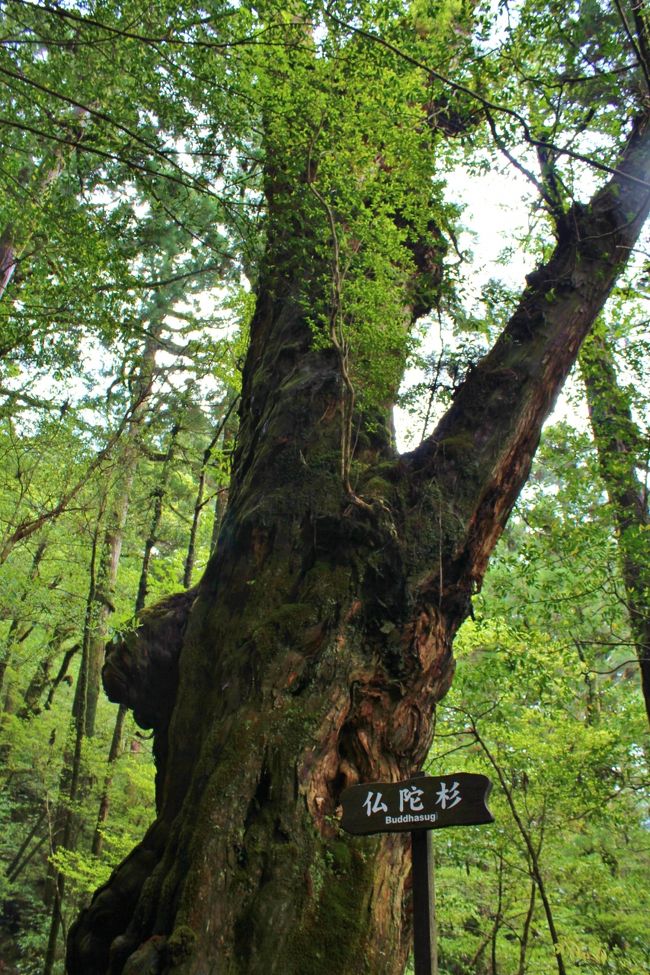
[340,772,493,836]
[340,772,494,975]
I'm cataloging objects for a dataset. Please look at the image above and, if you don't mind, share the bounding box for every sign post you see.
[340,772,493,975]
[411,828,436,975]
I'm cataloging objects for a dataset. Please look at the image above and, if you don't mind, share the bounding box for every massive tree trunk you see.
[68,115,650,975]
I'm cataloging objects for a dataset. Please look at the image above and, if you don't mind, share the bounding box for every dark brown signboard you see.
[340,772,493,836]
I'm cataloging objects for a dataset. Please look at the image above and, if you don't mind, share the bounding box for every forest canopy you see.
[0,0,648,973]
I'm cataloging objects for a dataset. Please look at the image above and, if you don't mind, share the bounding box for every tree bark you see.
[580,330,650,724]
[0,230,18,300]
[68,115,650,975]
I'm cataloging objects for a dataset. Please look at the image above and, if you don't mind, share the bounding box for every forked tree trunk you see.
[18,623,75,719]
[68,119,650,975]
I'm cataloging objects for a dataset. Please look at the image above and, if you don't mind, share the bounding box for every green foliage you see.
[0,0,648,971]
[427,420,650,975]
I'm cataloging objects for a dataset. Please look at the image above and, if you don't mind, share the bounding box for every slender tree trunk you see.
[135,421,181,613]
[517,877,536,975]
[5,801,49,888]
[84,480,134,737]
[93,414,181,854]
[468,928,492,974]
[43,522,101,975]
[44,644,80,712]
[183,466,207,590]
[92,456,172,854]
[0,540,46,700]
[184,398,238,588]
[574,639,600,726]
[18,624,75,719]
[83,327,160,734]
[0,107,87,304]
[209,409,238,555]
[580,330,650,724]
[490,854,504,975]
[68,112,650,975]
[210,487,229,556]
[5,808,46,881]
[91,705,127,858]
[472,729,566,975]
[0,229,17,300]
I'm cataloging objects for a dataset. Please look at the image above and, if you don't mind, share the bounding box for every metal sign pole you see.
[411,825,437,974]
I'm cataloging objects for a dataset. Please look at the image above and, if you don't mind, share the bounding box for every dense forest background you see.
[0,0,648,972]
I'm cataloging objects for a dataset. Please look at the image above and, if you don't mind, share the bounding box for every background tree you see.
[580,315,650,724]
[427,421,649,975]
[0,20,243,958]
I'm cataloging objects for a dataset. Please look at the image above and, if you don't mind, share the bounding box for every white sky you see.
[395,162,591,451]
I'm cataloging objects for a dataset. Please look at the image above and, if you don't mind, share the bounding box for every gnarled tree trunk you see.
[68,115,650,975]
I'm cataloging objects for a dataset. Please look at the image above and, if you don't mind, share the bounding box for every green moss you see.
[166,925,197,966]
[251,602,319,652]
[283,835,379,975]
[437,431,475,457]
[302,560,353,605]
[362,474,395,499]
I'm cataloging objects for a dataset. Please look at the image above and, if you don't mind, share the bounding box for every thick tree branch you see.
[404,115,650,600]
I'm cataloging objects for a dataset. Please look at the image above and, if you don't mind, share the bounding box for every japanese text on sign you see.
[362,780,462,826]
[339,772,494,836]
